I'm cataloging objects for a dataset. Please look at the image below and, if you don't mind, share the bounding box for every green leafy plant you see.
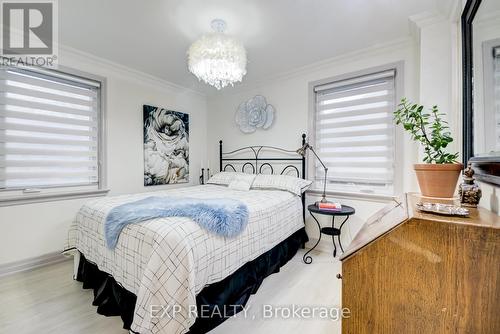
[394,98,459,164]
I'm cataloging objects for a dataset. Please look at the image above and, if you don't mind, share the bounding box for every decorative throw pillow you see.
[228,173,257,191]
[207,172,249,186]
[251,174,313,196]
[206,172,238,186]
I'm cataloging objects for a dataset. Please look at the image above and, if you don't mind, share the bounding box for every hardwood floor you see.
[0,249,341,334]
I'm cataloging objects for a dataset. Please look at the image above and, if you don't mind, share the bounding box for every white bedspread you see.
[64,184,304,334]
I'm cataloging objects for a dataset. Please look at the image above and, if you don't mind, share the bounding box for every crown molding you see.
[209,37,414,97]
[438,0,462,21]
[408,10,452,43]
[409,11,447,34]
[59,45,206,98]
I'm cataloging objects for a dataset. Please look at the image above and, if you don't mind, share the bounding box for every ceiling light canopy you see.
[187,19,247,90]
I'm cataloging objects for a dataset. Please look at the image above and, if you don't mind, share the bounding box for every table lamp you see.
[296,142,329,204]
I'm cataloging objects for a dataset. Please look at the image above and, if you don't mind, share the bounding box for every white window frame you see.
[0,65,108,206]
[307,62,404,200]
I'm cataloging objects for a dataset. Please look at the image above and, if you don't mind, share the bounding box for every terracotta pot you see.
[414,163,463,198]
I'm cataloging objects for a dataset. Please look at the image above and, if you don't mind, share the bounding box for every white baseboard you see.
[0,252,70,278]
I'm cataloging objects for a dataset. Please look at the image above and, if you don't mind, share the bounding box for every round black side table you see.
[303,204,355,264]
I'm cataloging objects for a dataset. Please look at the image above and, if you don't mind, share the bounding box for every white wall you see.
[0,48,208,265]
[417,19,461,157]
[206,38,420,250]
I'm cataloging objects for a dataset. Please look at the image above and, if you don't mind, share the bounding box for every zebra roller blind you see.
[0,67,101,191]
[314,69,396,195]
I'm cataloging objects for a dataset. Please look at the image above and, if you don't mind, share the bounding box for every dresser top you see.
[340,193,500,260]
[407,193,500,229]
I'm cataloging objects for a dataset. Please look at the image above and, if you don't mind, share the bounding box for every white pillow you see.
[207,172,242,186]
[207,172,255,186]
[228,173,257,191]
[251,174,312,196]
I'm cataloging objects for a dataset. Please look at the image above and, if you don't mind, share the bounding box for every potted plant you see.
[394,98,462,198]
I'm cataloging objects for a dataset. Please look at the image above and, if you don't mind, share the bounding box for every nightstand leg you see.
[303,212,322,264]
[332,216,337,258]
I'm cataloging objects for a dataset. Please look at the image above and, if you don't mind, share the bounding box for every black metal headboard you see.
[219,133,307,222]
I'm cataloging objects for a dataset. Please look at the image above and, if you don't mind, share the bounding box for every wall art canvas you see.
[143,104,189,186]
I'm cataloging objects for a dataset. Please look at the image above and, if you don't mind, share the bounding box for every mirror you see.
[463,0,500,185]
[472,0,500,155]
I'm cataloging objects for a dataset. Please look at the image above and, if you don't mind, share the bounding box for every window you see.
[0,67,105,201]
[312,66,400,196]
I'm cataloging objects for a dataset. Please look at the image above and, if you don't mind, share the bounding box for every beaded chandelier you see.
[187,19,247,90]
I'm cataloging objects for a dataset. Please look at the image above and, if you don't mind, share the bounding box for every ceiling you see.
[59,0,442,94]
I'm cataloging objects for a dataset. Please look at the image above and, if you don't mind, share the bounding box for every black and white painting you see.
[143,105,189,186]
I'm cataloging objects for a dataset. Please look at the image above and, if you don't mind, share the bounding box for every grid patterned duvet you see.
[64,184,304,334]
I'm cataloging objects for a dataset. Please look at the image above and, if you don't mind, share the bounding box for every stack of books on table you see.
[317,202,342,211]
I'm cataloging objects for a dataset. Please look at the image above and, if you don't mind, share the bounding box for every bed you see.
[63,134,309,334]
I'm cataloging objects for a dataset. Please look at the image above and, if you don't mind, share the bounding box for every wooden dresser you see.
[340,193,500,334]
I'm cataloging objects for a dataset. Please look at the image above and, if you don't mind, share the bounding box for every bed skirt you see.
[75,228,308,334]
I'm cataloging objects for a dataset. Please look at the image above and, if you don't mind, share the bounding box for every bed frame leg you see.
[73,251,80,280]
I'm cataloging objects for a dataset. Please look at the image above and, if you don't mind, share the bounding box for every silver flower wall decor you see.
[235,95,275,133]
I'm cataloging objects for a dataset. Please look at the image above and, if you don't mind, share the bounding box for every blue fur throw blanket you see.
[105,196,249,249]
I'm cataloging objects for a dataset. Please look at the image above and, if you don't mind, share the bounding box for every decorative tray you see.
[416,202,470,217]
